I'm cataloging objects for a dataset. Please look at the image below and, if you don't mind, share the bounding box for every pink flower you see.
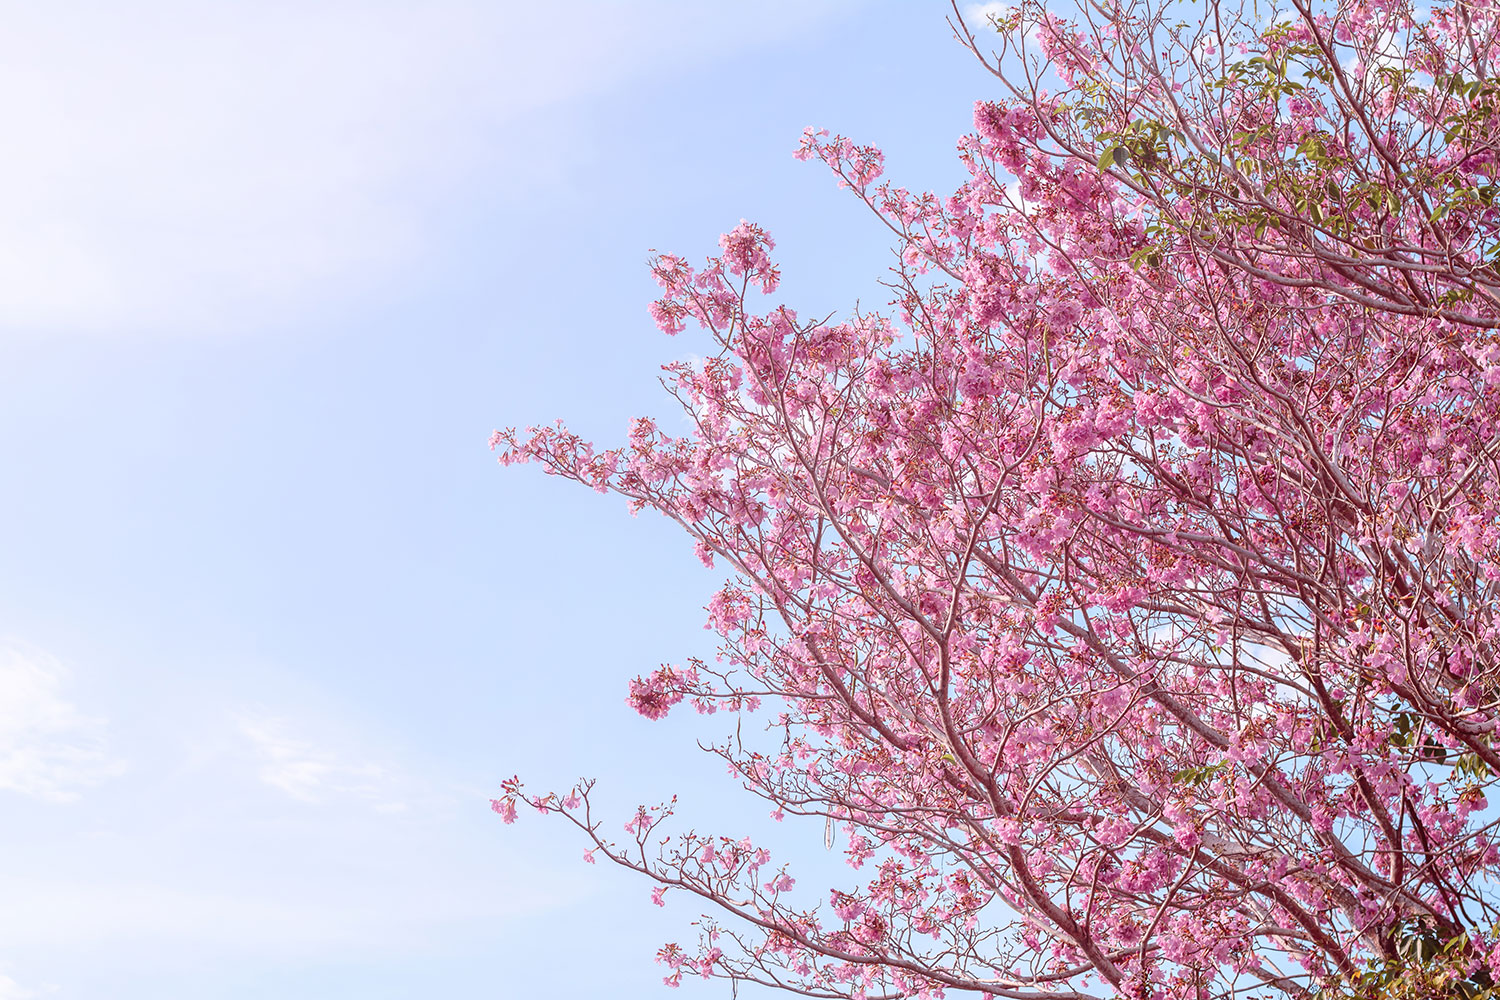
[490,798,518,824]
[627,673,682,720]
[626,664,695,720]
[495,6,1500,990]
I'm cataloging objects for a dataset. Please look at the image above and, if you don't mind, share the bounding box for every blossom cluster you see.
[494,2,1500,998]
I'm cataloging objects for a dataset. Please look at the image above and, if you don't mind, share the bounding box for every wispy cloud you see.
[0,646,124,802]
[0,692,588,980]
[238,713,398,807]
[0,0,857,339]
[959,4,1042,52]
[0,971,45,1000]
[962,3,1017,29]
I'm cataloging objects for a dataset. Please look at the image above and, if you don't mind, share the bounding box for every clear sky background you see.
[0,2,1007,997]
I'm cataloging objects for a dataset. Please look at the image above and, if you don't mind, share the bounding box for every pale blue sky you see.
[0,3,999,997]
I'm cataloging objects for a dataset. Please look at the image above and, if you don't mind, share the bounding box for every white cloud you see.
[0,691,590,978]
[962,2,1016,28]
[239,713,395,806]
[0,0,857,339]
[960,3,1042,53]
[1002,178,1035,215]
[0,972,45,1000]
[0,646,123,801]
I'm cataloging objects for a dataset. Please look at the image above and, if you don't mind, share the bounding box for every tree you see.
[492,1,1500,997]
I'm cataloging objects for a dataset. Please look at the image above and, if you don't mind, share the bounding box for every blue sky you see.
[0,3,1004,997]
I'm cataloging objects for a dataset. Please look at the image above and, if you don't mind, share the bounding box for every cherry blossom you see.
[494,2,1500,997]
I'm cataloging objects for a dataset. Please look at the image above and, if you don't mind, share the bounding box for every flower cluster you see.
[495,3,1500,998]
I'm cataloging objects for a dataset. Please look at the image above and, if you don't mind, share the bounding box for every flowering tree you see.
[493,1,1500,997]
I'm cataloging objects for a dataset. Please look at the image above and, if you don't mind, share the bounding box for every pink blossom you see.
[490,797,517,824]
[497,4,1500,995]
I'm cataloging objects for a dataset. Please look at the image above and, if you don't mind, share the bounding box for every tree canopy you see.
[495,1,1500,997]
